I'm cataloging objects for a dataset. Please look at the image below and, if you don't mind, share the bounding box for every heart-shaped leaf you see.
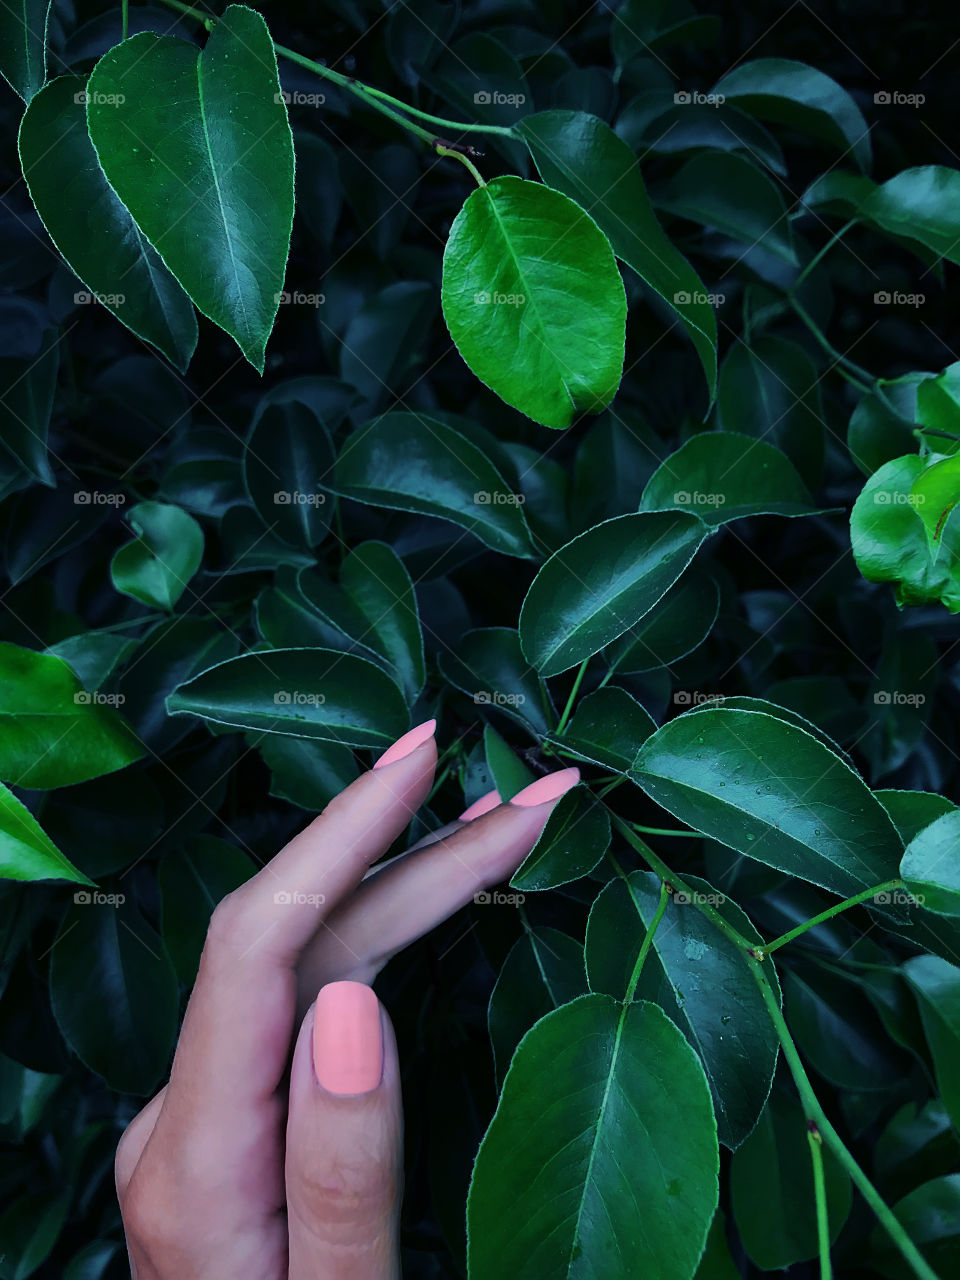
[86,6,294,370]
[441,174,626,429]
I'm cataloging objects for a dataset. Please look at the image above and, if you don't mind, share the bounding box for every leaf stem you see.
[789,295,876,394]
[629,822,702,839]
[435,144,485,187]
[122,0,129,40]
[623,881,669,1002]
[555,659,590,736]
[794,218,857,290]
[356,83,516,137]
[764,878,903,954]
[808,1125,833,1280]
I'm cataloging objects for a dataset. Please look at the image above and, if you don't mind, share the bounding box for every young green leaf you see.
[520,511,710,676]
[517,110,718,401]
[0,0,51,101]
[640,432,819,525]
[631,707,904,897]
[111,502,204,612]
[483,724,535,801]
[467,995,719,1280]
[441,174,626,430]
[86,6,294,371]
[910,455,960,548]
[0,783,92,885]
[19,77,198,372]
[0,643,142,790]
[167,647,410,747]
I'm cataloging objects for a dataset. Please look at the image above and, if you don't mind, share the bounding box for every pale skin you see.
[115,731,571,1278]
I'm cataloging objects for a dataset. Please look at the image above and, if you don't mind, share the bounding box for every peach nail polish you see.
[458,789,501,821]
[313,981,383,1095]
[373,718,436,769]
[509,767,580,807]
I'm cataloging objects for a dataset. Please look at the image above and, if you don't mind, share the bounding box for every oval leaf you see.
[511,784,611,891]
[111,501,204,611]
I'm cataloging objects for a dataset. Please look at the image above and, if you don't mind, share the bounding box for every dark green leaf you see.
[870,1176,960,1279]
[511,785,610,890]
[159,836,255,982]
[547,685,656,772]
[111,501,204,611]
[438,628,553,736]
[0,0,51,101]
[605,569,719,672]
[483,724,535,802]
[0,332,58,485]
[903,955,960,1129]
[257,735,359,810]
[243,400,334,547]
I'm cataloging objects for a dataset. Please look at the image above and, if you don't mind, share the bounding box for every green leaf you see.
[848,382,921,477]
[467,995,719,1280]
[517,110,717,400]
[0,643,142,789]
[0,332,58,485]
[86,6,294,371]
[167,647,410,747]
[605,568,719,672]
[438,627,553,735]
[731,1087,852,1269]
[877,790,957,845]
[243,399,334,547]
[49,901,178,1095]
[520,511,709,676]
[483,724,535,802]
[547,685,656,772]
[332,412,535,559]
[862,167,960,267]
[640,432,819,525]
[718,336,825,488]
[19,77,198,372]
[441,174,626,430]
[851,456,960,611]
[340,542,426,704]
[257,735,359,810]
[903,955,960,1129]
[0,783,91,885]
[871,1176,960,1279]
[693,1211,740,1280]
[111,501,204,611]
[511,785,611,891]
[712,58,871,172]
[0,0,51,102]
[911,455,960,547]
[488,926,586,1088]
[159,836,255,982]
[631,707,903,897]
[586,872,779,1148]
[0,1189,70,1280]
[657,151,797,265]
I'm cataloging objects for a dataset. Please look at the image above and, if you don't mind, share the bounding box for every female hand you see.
[114,718,579,1278]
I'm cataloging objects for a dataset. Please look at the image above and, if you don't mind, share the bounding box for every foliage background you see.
[1,0,960,1277]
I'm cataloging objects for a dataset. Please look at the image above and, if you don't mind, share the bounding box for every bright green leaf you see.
[0,783,91,885]
[111,501,204,612]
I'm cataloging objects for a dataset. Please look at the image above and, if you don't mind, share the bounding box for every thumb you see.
[285,982,403,1280]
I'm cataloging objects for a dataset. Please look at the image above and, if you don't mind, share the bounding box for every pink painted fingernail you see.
[313,981,383,1095]
[509,767,580,807]
[458,789,501,821]
[373,718,436,769]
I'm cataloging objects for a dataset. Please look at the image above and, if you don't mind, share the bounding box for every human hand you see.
[114,719,579,1278]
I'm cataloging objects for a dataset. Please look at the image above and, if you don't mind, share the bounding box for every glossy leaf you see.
[243,400,334,547]
[911,455,960,548]
[483,724,535,802]
[632,707,903,896]
[441,173,627,429]
[520,511,710,676]
[0,0,51,101]
[167,647,410,747]
[0,783,91,885]
[518,109,717,400]
[340,542,425,704]
[86,6,294,370]
[332,412,535,559]
[19,76,198,371]
[258,735,359,811]
[0,643,142,790]
[467,995,719,1280]
[111,501,204,611]
[438,627,553,735]
[863,167,960,268]
[641,432,819,525]
[511,785,611,890]
[605,569,719,672]
[547,685,656,772]
[877,790,957,845]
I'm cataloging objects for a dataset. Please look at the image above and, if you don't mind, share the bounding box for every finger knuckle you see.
[290,1150,398,1232]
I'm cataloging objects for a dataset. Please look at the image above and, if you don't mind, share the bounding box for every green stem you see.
[789,296,875,394]
[794,218,857,290]
[765,879,903,954]
[808,1127,833,1280]
[122,0,129,40]
[916,427,960,444]
[629,822,702,839]
[435,144,485,187]
[556,659,590,736]
[596,776,627,799]
[624,882,670,1002]
[358,83,516,137]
